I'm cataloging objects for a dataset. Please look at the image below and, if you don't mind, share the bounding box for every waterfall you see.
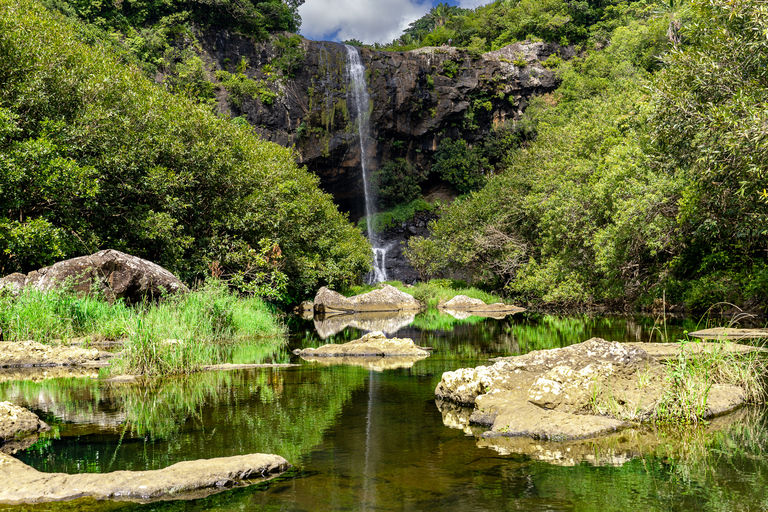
[345,44,388,283]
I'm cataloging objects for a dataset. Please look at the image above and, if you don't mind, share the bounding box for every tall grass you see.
[107,280,286,376]
[0,287,132,343]
[653,338,768,424]
[0,279,287,375]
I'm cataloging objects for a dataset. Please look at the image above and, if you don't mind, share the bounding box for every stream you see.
[2,312,768,511]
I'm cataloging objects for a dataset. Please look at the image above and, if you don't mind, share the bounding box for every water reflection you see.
[313,311,416,339]
[3,311,767,512]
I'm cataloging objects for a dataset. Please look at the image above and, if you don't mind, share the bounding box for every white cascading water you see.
[345,44,387,283]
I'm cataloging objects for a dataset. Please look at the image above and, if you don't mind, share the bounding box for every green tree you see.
[0,0,370,301]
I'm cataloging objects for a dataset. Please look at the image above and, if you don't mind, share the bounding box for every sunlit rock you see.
[0,402,49,444]
[435,338,750,441]
[0,340,100,368]
[0,249,187,304]
[294,331,430,361]
[0,452,289,503]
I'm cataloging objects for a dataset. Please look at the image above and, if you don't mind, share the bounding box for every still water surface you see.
[2,312,768,511]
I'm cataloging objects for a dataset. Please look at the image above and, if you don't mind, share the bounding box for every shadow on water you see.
[2,311,768,511]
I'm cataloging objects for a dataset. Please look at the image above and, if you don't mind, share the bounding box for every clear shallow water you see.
[2,312,768,511]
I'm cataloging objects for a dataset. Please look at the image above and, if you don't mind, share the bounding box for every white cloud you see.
[298,0,431,44]
[457,0,489,7]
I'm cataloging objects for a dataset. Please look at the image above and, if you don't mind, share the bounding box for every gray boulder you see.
[351,284,422,312]
[0,250,187,304]
[313,287,355,314]
[313,284,423,315]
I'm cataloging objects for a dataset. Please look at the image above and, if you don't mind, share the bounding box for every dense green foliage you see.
[44,0,302,40]
[374,0,639,52]
[357,198,437,234]
[407,0,768,311]
[372,158,427,207]
[0,0,371,301]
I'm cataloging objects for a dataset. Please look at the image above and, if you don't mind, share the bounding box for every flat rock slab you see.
[298,354,427,371]
[0,452,289,504]
[293,331,430,358]
[438,295,525,316]
[688,328,768,340]
[436,338,748,441]
[625,341,764,361]
[0,340,100,368]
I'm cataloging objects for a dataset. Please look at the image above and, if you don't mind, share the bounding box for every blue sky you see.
[297,0,489,45]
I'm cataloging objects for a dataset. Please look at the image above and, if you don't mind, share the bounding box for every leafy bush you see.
[372,158,427,208]
[432,138,489,194]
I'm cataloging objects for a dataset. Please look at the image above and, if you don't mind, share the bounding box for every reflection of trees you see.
[4,365,368,473]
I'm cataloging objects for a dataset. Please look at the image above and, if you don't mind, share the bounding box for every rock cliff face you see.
[199,33,566,219]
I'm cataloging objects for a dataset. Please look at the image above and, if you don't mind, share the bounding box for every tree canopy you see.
[0,0,370,303]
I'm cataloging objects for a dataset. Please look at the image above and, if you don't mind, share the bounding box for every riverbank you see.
[0,279,286,376]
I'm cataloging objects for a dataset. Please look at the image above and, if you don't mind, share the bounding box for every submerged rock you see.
[435,338,749,441]
[294,331,430,359]
[0,249,187,304]
[0,452,289,503]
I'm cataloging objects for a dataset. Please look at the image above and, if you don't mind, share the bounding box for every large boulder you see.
[435,338,748,441]
[313,287,355,314]
[0,250,187,304]
[313,284,423,316]
[350,284,422,312]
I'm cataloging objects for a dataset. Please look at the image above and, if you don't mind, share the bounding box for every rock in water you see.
[435,338,747,441]
[294,331,430,358]
[313,287,356,314]
[0,403,49,443]
[351,284,422,312]
[313,285,422,315]
[0,452,289,503]
[0,249,187,304]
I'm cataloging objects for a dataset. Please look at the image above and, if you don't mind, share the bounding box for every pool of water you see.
[2,312,768,511]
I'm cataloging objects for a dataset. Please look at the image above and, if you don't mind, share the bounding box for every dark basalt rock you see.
[197,34,568,220]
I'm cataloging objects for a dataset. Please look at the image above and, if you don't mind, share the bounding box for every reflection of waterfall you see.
[345,44,386,284]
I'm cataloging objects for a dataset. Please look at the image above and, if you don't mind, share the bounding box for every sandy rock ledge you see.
[0,452,290,504]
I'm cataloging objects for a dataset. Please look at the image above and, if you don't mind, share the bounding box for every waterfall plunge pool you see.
[2,312,768,511]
